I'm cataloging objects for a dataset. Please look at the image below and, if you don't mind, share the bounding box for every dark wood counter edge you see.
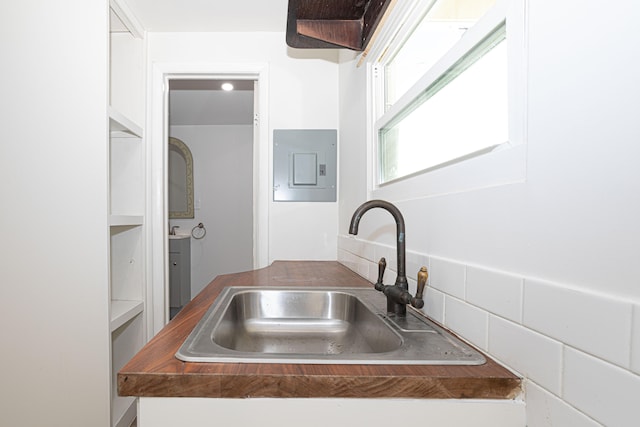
[118,261,521,399]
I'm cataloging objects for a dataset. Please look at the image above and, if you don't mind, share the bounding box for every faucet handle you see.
[410,266,428,309]
[375,257,386,291]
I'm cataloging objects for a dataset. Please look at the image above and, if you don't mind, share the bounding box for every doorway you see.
[148,64,270,334]
[167,79,254,317]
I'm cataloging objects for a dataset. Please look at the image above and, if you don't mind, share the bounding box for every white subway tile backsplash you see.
[489,316,563,394]
[405,249,429,283]
[430,258,465,299]
[406,277,416,299]
[361,259,377,284]
[368,257,394,285]
[372,244,396,278]
[339,244,639,427]
[338,234,374,260]
[338,249,369,280]
[632,304,640,375]
[337,235,354,255]
[363,260,376,282]
[466,267,523,323]
[563,347,640,427]
[525,382,603,427]
[337,249,357,274]
[424,286,445,324]
[445,296,488,350]
[523,279,632,368]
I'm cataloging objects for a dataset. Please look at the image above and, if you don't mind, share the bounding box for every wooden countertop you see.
[118,261,521,399]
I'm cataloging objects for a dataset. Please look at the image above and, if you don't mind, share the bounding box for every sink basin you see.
[211,289,402,355]
[169,234,190,240]
[176,286,486,365]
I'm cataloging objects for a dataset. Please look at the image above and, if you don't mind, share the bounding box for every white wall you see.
[148,32,340,264]
[0,2,111,426]
[338,1,640,426]
[169,125,254,296]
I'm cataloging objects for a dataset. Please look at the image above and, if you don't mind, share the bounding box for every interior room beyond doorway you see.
[167,78,255,309]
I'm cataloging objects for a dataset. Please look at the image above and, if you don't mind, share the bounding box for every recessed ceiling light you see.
[221,82,234,91]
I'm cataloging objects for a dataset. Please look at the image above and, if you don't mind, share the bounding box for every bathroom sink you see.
[176,286,486,365]
[168,234,190,240]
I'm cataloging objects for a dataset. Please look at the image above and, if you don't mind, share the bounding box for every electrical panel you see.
[273,129,337,202]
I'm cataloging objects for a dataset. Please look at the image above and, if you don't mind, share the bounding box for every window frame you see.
[366,0,528,200]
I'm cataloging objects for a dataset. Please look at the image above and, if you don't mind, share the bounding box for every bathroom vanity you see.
[168,234,191,318]
[119,261,524,426]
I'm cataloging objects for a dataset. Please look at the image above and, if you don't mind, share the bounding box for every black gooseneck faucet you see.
[349,200,424,317]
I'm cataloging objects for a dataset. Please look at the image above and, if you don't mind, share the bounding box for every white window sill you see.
[371,142,526,201]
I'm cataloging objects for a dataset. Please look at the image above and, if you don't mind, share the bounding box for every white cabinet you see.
[169,237,191,318]
[109,2,146,427]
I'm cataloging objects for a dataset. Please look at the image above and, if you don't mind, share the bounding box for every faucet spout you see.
[349,200,409,316]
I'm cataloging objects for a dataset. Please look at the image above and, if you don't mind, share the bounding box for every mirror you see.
[168,137,194,219]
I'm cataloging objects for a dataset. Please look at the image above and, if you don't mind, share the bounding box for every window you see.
[371,0,524,189]
[384,0,499,109]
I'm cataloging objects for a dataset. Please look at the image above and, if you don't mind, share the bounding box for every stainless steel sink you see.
[211,289,402,354]
[176,286,486,365]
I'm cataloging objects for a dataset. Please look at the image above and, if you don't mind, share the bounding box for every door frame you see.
[147,62,270,335]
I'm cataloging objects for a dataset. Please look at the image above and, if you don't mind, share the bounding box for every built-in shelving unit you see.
[108,2,146,427]
[111,300,145,332]
[108,109,145,427]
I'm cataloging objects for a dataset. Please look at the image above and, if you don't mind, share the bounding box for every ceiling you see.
[124,0,289,32]
[127,1,383,126]
[124,0,391,51]
[169,80,254,126]
[120,2,281,127]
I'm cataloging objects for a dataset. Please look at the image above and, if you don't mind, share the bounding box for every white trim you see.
[359,0,429,66]
[376,1,509,131]
[372,143,526,202]
[365,65,378,199]
[148,62,269,335]
[506,0,529,158]
[366,0,528,201]
[109,0,144,39]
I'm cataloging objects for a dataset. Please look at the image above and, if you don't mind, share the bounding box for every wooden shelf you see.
[111,300,144,332]
[109,106,143,138]
[109,215,144,227]
[112,397,136,427]
[111,311,144,427]
[110,0,144,39]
